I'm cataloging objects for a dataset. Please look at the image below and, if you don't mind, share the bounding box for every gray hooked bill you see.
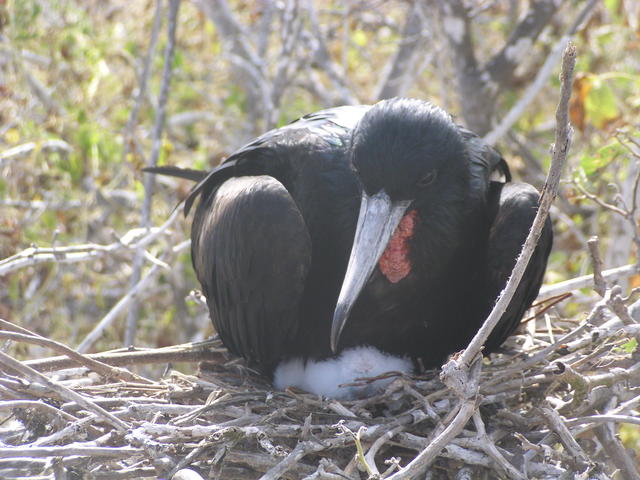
[330,190,411,352]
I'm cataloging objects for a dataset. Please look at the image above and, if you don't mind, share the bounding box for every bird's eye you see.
[417,171,437,188]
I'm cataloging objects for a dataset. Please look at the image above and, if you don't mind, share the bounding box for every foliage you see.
[1,0,639,478]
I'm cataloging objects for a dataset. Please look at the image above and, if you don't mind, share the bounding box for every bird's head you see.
[331,98,470,352]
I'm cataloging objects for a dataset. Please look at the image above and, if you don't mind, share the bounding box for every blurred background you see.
[0,0,638,388]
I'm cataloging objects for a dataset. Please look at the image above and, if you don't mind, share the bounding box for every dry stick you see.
[363,424,406,476]
[0,400,79,424]
[461,45,576,369]
[81,264,160,353]
[0,207,181,277]
[538,262,639,298]
[0,446,142,458]
[25,338,226,372]
[472,411,525,480]
[385,44,577,480]
[77,239,190,353]
[587,237,637,325]
[0,319,151,384]
[595,423,640,480]
[483,0,597,146]
[258,440,329,480]
[539,407,590,470]
[121,0,164,165]
[588,236,607,295]
[126,0,181,347]
[0,351,128,432]
[520,292,572,324]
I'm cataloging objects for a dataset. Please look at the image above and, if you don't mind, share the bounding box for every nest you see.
[0,292,638,480]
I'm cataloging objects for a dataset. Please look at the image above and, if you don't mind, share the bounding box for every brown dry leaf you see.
[569,73,592,133]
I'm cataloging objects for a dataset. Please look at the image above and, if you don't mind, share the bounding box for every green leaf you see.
[584,77,619,128]
[620,338,638,354]
[579,154,610,176]
[604,0,620,17]
[352,29,367,47]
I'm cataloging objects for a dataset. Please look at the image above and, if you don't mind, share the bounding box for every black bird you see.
[146,98,552,397]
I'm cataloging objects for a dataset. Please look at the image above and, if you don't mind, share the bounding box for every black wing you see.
[192,175,312,371]
[183,105,370,215]
[482,182,553,351]
[188,105,369,370]
[458,126,511,205]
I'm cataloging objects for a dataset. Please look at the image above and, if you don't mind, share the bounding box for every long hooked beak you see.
[330,190,411,353]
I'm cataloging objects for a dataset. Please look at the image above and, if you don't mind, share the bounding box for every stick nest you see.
[0,302,638,480]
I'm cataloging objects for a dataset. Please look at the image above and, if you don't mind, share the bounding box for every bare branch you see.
[485,0,560,88]
[121,0,164,164]
[460,43,576,367]
[0,208,181,276]
[0,351,129,432]
[435,0,493,134]
[0,319,152,384]
[375,1,429,100]
[539,262,640,298]
[24,338,226,372]
[483,0,598,145]
[127,0,182,346]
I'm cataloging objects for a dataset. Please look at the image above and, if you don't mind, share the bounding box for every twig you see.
[77,240,189,353]
[483,0,597,145]
[0,208,181,277]
[539,407,590,470]
[0,139,72,164]
[0,351,129,432]
[471,412,525,480]
[0,319,151,384]
[363,424,405,476]
[258,440,326,480]
[0,445,143,458]
[0,400,79,424]
[459,43,576,369]
[384,360,481,480]
[520,292,572,324]
[25,339,226,372]
[127,0,182,346]
[121,0,164,164]
[538,262,640,298]
[595,419,640,480]
[587,237,607,295]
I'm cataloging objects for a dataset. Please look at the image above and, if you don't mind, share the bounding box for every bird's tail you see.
[142,165,207,182]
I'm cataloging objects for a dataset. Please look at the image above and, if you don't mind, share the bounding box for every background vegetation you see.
[1,0,639,477]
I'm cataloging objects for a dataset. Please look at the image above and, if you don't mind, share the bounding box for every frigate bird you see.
[145,98,552,398]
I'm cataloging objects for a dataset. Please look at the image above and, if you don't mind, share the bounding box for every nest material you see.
[0,301,638,480]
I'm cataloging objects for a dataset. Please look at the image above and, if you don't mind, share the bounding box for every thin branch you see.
[587,237,607,296]
[539,262,640,298]
[375,1,429,100]
[485,0,560,88]
[25,339,226,372]
[126,0,182,346]
[384,369,480,479]
[539,407,591,470]
[0,139,72,164]
[483,0,598,146]
[0,446,143,458]
[460,43,576,368]
[0,208,181,277]
[121,0,164,164]
[0,351,129,432]
[0,319,151,384]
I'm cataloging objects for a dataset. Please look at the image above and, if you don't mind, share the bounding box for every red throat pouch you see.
[378,209,418,283]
